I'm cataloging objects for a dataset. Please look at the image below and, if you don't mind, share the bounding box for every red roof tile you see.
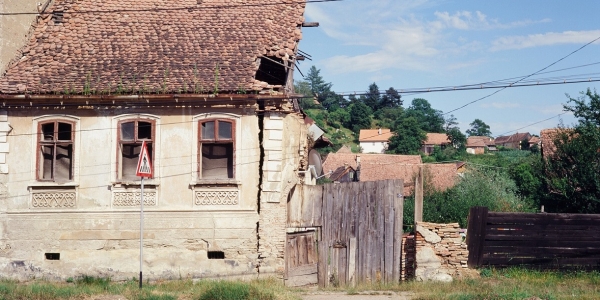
[424,133,450,145]
[0,0,306,95]
[359,129,393,142]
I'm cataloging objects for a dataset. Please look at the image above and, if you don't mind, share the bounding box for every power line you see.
[495,112,567,137]
[0,0,343,16]
[443,34,600,115]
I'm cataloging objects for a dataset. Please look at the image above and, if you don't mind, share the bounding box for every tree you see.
[405,98,445,133]
[543,89,600,213]
[374,106,404,129]
[380,87,402,108]
[388,117,426,154]
[294,80,319,109]
[364,83,381,112]
[466,119,492,137]
[446,127,467,151]
[444,114,459,132]
[302,66,340,111]
[348,102,372,133]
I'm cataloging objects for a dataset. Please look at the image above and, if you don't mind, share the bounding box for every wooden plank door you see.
[285,231,318,286]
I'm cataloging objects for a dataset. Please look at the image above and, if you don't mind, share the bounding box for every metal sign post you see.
[135,141,153,289]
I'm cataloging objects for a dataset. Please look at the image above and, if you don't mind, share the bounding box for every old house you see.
[421,133,450,155]
[494,132,532,149]
[359,128,393,153]
[0,0,312,281]
[466,136,495,155]
[322,153,459,196]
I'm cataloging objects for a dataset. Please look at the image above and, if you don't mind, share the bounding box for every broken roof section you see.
[0,0,306,95]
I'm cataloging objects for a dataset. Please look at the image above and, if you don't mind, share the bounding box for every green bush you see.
[404,168,534,228]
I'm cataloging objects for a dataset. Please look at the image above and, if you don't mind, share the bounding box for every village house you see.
[421,133,450,155]
[0,0,313,281]
[494,132,532,149]
[466,136,495,155]
[322,151,458,196]
[358,128,393,153]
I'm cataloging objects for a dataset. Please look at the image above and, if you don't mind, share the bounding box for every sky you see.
[295,0,600,137]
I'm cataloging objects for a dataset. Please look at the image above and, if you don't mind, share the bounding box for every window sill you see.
[112,180,160,187]
[28,182,79,188]
[190,179,241,187]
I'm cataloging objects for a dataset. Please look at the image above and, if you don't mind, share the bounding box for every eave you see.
[0,93,304,108]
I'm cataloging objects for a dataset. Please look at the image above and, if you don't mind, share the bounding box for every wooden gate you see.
[287,179,404,287]
[285,231,318,286]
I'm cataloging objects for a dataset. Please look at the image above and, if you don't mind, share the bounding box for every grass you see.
[1,268,600,299]
[0,277,299,300]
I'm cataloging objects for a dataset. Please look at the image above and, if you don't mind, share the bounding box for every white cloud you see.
[481,102,520,109]
[433,11,549,31]
[491,30,600,51]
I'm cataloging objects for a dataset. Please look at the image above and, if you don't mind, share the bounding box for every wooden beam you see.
[302,22,320,27]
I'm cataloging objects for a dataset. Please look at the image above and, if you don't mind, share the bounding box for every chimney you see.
[378,128,382,135]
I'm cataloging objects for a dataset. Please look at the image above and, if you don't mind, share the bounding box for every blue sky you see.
[295,0,600,137]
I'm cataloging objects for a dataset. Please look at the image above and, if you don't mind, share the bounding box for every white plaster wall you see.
[0,106,266,280]
[360,141,387,154]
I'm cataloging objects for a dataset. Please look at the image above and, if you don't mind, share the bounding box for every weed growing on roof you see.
[83,72,92,95]
[213,62,220,95]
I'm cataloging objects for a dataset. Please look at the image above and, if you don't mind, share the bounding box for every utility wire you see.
[442,34,600,115]
[0,0,343,16]
[495,113,567,137]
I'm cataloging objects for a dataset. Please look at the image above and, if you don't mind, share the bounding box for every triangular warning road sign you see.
[136,141,153,178]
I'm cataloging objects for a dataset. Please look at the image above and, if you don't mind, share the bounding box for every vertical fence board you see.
[392,180,404,283]
[466,206,489,267]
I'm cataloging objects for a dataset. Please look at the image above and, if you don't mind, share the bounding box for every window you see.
[199,119,234,179]
[118,120,154,180]
[37,121,74,182]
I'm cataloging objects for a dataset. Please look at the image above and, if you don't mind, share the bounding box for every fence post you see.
[414,165,423,223]
[466,206,488,268]
[392,180,404,283]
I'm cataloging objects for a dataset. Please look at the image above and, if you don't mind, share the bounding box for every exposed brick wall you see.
[401,234,415,281]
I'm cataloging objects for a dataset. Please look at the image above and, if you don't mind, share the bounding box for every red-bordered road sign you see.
[136,141,153,178]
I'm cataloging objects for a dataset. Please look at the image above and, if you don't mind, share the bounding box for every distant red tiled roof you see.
[467,136,494,147]
[423,164,458,192]
[336,145,353,153]
[529,136,541,145]
[540,128,571,159]
[424,133,450,145]
[0,0,306,95]
[359,129,393,142]
[322,153,421,196]
[495,132,531,145]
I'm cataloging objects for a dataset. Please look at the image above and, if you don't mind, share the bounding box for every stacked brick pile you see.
[415,222,469,279]
[401,234,415,281]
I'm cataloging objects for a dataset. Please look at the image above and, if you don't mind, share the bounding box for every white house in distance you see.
[359,128,393,153]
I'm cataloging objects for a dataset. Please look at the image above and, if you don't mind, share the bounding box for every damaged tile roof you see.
[359,129,393,142]
[0,0,306,95]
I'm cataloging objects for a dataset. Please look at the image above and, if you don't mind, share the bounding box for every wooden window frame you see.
[117,119,155,180]
[36,120,75,182]
[198,119,236,179]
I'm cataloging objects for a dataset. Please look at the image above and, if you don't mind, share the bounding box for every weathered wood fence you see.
[467,206,600,269]
[287,179,404,287]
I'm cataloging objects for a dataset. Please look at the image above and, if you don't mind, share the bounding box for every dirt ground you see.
[300,291,415,300]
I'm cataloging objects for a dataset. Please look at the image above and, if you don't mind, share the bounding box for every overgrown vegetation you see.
[2,269,600,299]
[0,277,296,300]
